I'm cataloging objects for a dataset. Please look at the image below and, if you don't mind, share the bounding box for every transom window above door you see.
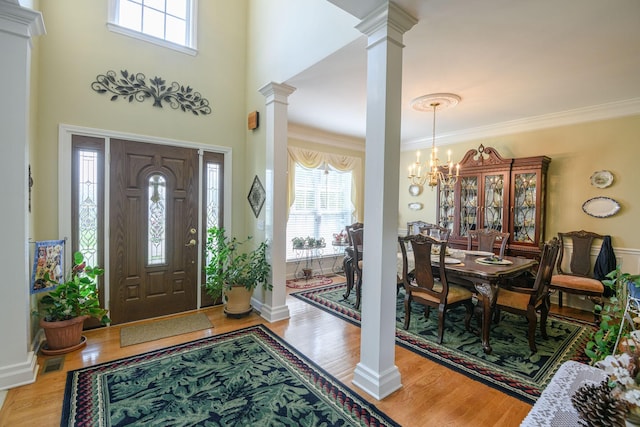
[107,0,198,55]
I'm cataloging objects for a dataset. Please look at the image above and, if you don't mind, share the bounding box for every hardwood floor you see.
[0,292,591,427]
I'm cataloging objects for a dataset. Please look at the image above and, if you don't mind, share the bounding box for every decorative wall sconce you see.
[91,70,211,116]
[248,111,259,130]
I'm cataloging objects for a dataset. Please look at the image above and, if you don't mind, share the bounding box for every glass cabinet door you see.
[459,176,478,237]
[513,172,538,243]
[438,185,455,234]
[483,174,506,232]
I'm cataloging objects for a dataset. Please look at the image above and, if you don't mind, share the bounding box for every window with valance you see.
[286,147,362,260]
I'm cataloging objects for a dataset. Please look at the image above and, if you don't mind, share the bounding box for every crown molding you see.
[290,98,640,153]
[403,98,640,151]
[288,123,365,152]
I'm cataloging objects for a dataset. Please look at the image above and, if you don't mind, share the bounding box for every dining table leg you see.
[474,282,494,355]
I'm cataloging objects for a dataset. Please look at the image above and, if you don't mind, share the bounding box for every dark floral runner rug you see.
[292,283,595,404]
[61,324,400,426]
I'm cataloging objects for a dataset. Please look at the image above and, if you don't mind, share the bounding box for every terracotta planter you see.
[223,285,254,317]
[40,315,89,353]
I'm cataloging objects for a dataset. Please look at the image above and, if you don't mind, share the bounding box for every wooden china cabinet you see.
[437,145,550,258]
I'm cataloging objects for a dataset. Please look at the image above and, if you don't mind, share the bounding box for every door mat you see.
[120,313,212,347]
[63,325,400,426]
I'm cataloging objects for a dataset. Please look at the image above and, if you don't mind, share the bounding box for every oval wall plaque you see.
[582,197,620,218]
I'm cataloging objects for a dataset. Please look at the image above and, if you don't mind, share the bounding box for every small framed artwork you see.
[248,175,266,218]
[31,239,65,294]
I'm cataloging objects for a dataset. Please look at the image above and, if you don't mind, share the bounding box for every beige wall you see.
[32,0,249,239]
[244,0,360,239]
[399,114,640,252]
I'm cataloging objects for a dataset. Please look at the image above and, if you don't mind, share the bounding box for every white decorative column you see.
[352,2,417,399]
[258,82,296,322]
[0,0,44,390]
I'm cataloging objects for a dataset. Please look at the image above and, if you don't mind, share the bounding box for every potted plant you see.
[585,266,640,364]
[292,237,305,249]
[36,251,110,354]
[203,227,272,317]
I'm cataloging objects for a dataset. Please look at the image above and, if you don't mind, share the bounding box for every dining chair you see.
[492,237,561,353]
[419,224,451,241]
[550,230,606,322]
[406,221,436,236]
[467,228,510,258]
[347,226,364,310]
[342,222,364,299]
[398,221,439,294]
[398,234,474,344]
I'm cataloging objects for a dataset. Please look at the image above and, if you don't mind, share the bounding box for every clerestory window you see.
[107,0,197,55]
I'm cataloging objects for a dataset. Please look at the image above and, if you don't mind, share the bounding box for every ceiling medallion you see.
[410,93,461,112]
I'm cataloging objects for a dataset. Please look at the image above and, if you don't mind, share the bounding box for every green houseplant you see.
[586,266,640,364]
[36,251,110,353]
[203,227,271,317]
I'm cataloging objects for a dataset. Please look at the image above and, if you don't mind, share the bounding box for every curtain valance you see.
[287,146,362,221]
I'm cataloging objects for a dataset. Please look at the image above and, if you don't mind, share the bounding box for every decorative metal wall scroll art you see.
[248,175,266,218]
[91,70,211,116]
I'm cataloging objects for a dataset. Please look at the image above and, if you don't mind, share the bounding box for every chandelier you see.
[408,93,461,190]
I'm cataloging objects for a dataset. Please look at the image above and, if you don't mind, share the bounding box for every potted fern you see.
[586,266,640,364]
[203,227,272,317]
[36,251,110,354]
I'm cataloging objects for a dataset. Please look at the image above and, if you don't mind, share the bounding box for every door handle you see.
[185,239,197,247]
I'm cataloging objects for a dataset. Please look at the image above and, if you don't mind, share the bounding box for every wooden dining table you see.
[399,250,538,354]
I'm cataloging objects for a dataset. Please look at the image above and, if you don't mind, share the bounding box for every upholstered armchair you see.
[550,230,606,323]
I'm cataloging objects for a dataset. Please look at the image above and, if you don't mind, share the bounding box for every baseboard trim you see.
[0,351,38,391]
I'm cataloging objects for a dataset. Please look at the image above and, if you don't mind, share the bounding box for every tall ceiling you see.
[285,0,640,150]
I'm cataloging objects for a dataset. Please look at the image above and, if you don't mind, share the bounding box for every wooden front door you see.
[109,139,199,324]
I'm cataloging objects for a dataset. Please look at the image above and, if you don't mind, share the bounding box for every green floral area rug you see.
[61,324,399,427]
[292,283,595,404]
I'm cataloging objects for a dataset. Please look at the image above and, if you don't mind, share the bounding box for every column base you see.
[352,362,402,400]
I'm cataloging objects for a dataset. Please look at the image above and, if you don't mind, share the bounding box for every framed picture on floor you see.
[31,239,65,294]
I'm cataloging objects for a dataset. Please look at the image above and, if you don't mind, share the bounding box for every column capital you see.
[0,1,45,39]
[356,1,417,40]
[259,82,296,105]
